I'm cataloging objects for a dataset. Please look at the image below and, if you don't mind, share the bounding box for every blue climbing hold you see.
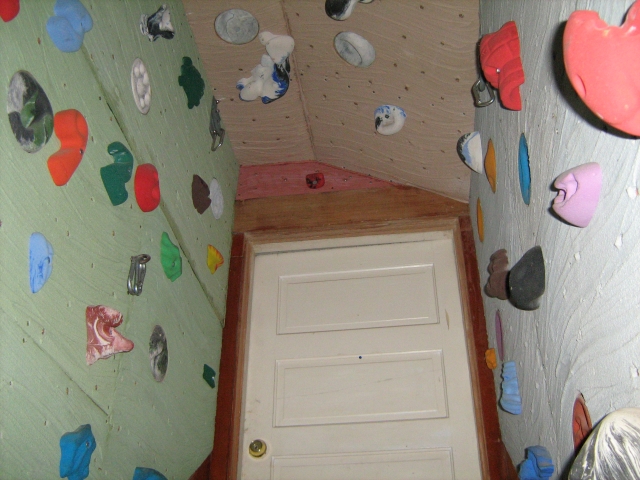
[518,133,531,205]
[133,467,168,480]
[46,0,93,53]
[59,424,96,480]
[518,445,554,480]
[499,361,522,415]
[29,232,53,293]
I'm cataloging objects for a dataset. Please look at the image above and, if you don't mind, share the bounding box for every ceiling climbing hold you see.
[325,0,372,21]
[334,32,375,67]
[374,105,406,135]
[215,9,258,45]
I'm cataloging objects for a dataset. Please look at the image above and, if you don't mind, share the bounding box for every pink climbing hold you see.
[85,305,134,365]
[552,163,602,228]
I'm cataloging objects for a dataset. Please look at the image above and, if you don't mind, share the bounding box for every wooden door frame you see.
[207,187,515,480]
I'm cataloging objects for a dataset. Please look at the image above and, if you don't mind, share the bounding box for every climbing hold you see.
[178,57,205,109]
[203,364,216,388]
[59,424,96,480]
[499,361,522,415]
[140,4,174,41]
[457,131,483,173]
[476,198,484,242]
[134,163,161,212]
[0,0,19,22]
[46,0,93,53]
[160,232,182,282]
[325,0,372,21]
[29,232,53,293]
[518,133,531,205]
[306,172,325,189]
[509,246,545,311]
[7,71,54,153]
[47,109,88,186]
[485,348,497,370]
[209,95,225,151]
[564,3,640,137]
[573,393,592,451]
[485,249,509,300]
[207,245,224,274]
[334,32,375,67]
[570,407,640,479]
[192,174,211,214]
[374,105,406,135]
[86,305,134,365]
[209,178,224,219]
[485,138,497,192]
[100,141,134,206]
[131,58,151,114]
[479,21,525,110]
[133,467,168,480]
[237,32,294,104]
[214,9,258,45]
[149,325,168,382]
[495,310,504,362]
[518,445,554,480]
[552,163,602,228]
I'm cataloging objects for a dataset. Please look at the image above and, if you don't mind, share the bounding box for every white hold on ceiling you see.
[184,0,480,202]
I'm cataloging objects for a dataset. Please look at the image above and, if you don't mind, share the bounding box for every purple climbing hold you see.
[552,162,602,228]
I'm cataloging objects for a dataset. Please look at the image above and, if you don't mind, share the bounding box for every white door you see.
[239,232,482,480]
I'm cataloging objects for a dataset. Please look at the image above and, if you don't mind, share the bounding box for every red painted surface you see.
[236,161,393,201]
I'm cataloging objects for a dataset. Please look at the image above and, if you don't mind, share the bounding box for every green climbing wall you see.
[0,1,238,478]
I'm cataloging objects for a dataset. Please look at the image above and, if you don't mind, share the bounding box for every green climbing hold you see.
[160,232,182,281]
[100,141,134,206]
[203,364,216,388]
[178,57,205,109]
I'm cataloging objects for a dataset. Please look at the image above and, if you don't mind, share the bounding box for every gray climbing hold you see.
[215,9,258,45]
[334,32,375,68]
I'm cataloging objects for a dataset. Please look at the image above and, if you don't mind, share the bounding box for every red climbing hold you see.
[47,109,88,186]
[134,163,161,212]
[0,0,19,22]
[306,172,325,189]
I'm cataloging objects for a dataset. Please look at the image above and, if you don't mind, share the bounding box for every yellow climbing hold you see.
[485,348,497,369]
[485,138,497,193]
[207,245,224,274]
[477,198,484,242]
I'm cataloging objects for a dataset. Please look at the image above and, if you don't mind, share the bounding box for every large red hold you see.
[85,305,134,365]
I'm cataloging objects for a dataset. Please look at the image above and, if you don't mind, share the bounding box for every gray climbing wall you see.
[0,1,238,478]
[473,0,640,477]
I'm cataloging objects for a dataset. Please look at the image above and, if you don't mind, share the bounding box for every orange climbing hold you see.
[485,348,497,370]
[485,139,497,193]
[477,198,484,242]
[47,109,88,186]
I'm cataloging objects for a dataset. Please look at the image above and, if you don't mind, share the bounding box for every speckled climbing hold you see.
[518,445,554,480]
[47,109,88,186]
[0,0,19,22]
[192,174,211,214]
[552,163,602,228]
[518,133,531,205]
[476,198,484,242]
[46,0,93,53]
[100,141,134,206]
[495,310,504,361]
[140,4,174,42]
[334,32,375,67]
[485,249,508,300]
[209,178,224,220]
[134,163,161,212]
[214,9,258,45]
[306,172,325,189]
[203,364,216,388]
[325,0,372,21]
[573,393,592,451]
[59,424,96,480]
[485,348,497,369]
[509,246,545,311]
[86,305,134,365]
[499,361,522,415]
[207,245,224,274]
[479,21,525,110]
[374,105,406,135]
[131,58,151,114]
[160,232,182,282]
[178,57,205,109]
[457,132,483,173]
[149,325,168,382]
[29,232,53,293]
[485,138,497,192]
[7,71,53,153]
[133,467,168,480]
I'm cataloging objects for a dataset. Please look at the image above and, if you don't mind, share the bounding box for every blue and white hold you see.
[237,32,294,104]
[499,361,522,415]
[374,105,406,135]
[456,131,483,174]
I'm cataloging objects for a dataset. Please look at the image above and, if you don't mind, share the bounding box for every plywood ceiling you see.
[184,0,479,202]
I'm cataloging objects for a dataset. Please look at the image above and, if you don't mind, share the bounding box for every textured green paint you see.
[0,1,238,479]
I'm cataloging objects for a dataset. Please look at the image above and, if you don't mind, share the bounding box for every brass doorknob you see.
[249,439,267,458]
